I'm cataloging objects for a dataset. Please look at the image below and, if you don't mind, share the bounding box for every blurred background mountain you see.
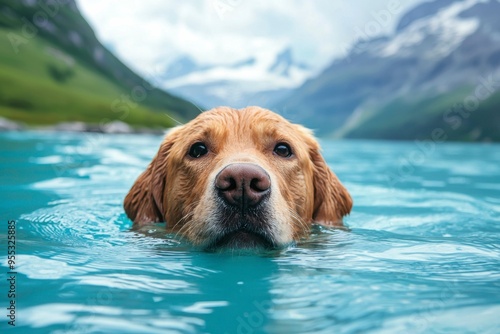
[275,0,500,141]
[0,0,499,140]
[0,0,200,129]
[162,47,312,112]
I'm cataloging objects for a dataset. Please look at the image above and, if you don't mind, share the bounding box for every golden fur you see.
[124,106,352,249]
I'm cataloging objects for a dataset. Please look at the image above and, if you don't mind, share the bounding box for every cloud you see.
[76,0,423,77]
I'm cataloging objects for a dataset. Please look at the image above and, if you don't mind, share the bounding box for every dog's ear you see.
[298,126,352,226]
[123,161,163,226]
[310,148,352,225]
[124,127,181,227]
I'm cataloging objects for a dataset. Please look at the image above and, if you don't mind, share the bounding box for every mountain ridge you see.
[0,0,201,128]
[273,0,500,141]
[162,46,312,110]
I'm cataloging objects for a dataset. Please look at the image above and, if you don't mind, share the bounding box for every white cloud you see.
[76,0,423,77]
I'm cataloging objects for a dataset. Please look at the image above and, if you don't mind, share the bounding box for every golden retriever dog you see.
[124,106,352,250]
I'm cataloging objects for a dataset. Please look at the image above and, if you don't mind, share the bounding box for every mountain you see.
[274,0,500,141]
[0,0,200,128]
[162,47,312,110]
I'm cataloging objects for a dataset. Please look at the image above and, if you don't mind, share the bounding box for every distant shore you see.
[0,117,168,135]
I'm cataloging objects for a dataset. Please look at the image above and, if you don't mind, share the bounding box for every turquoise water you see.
[1,131,499,334]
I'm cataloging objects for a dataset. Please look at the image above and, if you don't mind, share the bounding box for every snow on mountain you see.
[378,0,481,59]
[268,48,310,76]
[160,47,312,109]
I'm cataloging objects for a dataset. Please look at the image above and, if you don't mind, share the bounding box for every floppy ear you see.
[307,137,352,226]
[124,127,181,227]
[124,161,163,226]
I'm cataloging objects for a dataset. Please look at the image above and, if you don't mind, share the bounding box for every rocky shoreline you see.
[0,117,167,135]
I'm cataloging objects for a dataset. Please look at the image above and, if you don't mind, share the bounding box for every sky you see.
[76,0,424,78]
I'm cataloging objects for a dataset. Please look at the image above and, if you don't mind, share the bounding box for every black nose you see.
[215,163,271,211]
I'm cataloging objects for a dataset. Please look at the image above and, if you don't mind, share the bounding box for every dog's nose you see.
[215,163,271,210]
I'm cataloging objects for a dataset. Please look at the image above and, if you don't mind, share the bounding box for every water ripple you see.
[2,133,499,333]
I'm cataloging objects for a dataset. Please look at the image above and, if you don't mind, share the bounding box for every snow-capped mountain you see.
[161,47,313,110]
[274,0,500,141]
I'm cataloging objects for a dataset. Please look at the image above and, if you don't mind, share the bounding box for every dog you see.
[124,106,352,249]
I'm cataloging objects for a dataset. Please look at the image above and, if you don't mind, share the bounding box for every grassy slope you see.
[0,0,201,127]
[0,28,180,127]
[342,87,500,141]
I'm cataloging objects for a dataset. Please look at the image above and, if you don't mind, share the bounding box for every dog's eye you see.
[188,142,208,158]
[274,143,293,158]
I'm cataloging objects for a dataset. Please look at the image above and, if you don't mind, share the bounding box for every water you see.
[1,131,499,334]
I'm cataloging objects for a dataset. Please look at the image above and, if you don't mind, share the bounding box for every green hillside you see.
[341,87,500,142]
[0,0,200,128]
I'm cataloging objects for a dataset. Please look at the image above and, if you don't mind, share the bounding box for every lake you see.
[1,131,499,333]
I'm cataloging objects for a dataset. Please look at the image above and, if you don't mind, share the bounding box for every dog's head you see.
[124,107,352,249]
